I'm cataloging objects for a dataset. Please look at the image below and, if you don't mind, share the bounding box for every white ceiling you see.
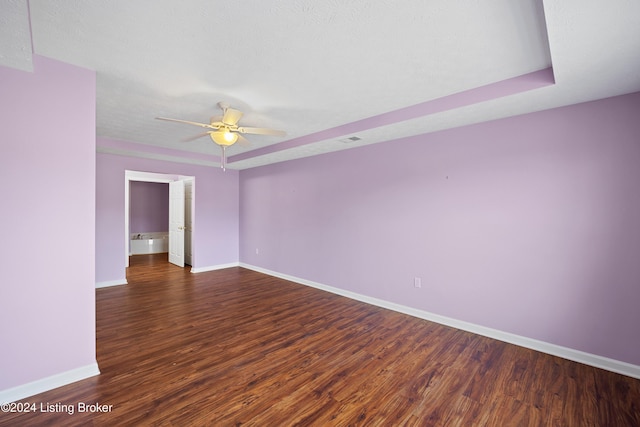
[2,0,639,169]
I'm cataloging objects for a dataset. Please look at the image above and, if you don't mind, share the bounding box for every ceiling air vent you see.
[340,136,362,143]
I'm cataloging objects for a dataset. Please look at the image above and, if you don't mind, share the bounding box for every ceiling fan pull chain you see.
[221,145,226,171]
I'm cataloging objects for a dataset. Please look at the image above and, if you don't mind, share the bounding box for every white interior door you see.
[169,180,185,267]
[184,180,193,266]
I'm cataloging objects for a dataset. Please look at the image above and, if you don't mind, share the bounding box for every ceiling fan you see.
[156,102,286,170]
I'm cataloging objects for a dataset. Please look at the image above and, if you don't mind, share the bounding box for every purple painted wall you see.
[240,92,640,366]
[130,181,169,233]
[0,56,97,390]
[96,147,239,283]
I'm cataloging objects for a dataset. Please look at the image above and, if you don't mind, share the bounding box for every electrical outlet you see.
[255,248,259,255]
[414,277,422,288]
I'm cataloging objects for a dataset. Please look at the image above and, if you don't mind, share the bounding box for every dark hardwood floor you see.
[2,253,639,426]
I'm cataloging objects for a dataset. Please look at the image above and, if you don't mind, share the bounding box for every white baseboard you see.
[0,362,100,404]
[190,262,240,274]
[240,263,640,380]
[96,279,127,288]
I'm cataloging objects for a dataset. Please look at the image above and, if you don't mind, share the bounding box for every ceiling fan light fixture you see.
[157,103,284,168]
[211,130,238,146]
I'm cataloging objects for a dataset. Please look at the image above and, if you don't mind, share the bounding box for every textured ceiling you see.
[2,0,639,169]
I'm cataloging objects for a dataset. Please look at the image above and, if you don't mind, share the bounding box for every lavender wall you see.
[130,181,169,233]
[96,147,239,283]
[0,56,97,390]
[240,92,640,366]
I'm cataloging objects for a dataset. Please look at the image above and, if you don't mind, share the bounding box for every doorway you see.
[125,170,195,269]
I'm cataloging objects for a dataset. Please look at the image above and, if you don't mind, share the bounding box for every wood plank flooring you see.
[2,253,639,426]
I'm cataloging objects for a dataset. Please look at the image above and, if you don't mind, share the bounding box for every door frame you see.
[124,170,195,268]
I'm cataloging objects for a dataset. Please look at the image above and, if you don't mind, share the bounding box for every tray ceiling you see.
[2,0,639,169]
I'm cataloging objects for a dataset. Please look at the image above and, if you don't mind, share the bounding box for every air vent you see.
[340,136,362,143]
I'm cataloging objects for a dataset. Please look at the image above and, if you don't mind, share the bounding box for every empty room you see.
[1,0,639,425]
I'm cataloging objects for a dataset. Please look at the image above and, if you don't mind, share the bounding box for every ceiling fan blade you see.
[156,117,216,129]
[238,126,286,136]
[222,108,243,126]
[182,131,212,142]
[237,134,250,146]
